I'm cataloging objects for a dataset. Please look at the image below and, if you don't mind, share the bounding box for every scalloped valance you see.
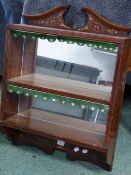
[12,30,118,53]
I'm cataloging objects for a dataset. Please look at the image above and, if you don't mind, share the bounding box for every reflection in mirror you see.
[36,38,118,102]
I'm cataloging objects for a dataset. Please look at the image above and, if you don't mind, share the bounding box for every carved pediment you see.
[22,5,131,37]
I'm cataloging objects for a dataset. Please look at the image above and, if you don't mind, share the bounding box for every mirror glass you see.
[35,38,118,102]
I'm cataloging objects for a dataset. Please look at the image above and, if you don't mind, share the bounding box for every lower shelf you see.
[2,108,107,151]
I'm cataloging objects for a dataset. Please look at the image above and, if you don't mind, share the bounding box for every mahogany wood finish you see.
[22,5,70,30]
[2,109,106,148]
[0,5,131,171]
[22,5,131,37]
[81,7,131,36]
[8,73,111,104]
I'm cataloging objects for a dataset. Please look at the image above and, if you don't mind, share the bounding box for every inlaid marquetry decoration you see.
[22,5,131,37]
[22,5,70,29]
[12,30,118,53]
[7,84,109,114]
[81,7,131,36]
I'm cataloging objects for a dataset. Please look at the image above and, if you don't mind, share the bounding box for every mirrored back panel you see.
[36,36,118,102]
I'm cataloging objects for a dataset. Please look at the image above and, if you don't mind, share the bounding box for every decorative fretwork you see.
[22,5,70,29]
[12,30,118,53]
[22,5,131,37]
[81,7,131,36]
[7,84,109,114]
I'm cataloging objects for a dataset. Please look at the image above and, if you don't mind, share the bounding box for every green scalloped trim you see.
[7,84,109,114]
[11,30,118,53]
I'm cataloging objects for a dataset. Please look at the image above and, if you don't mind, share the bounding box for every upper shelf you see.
[8,73,111,105]
[22,5,131,37]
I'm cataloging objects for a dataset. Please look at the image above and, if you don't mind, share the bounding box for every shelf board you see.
[8,73,111,104]
[2,109,106,150]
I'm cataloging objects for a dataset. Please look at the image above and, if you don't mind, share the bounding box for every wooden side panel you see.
[108,43,130,138]
[104,43,130,168]
[1,29,24,120]
[1,29,38,120]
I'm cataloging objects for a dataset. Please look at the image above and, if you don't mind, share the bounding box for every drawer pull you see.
[74,147,80,152]
[82,149,88,154]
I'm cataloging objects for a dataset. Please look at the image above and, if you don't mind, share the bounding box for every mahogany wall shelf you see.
[0,5,131,171]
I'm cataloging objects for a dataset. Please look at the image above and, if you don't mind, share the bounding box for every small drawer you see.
[67,144,106,161]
